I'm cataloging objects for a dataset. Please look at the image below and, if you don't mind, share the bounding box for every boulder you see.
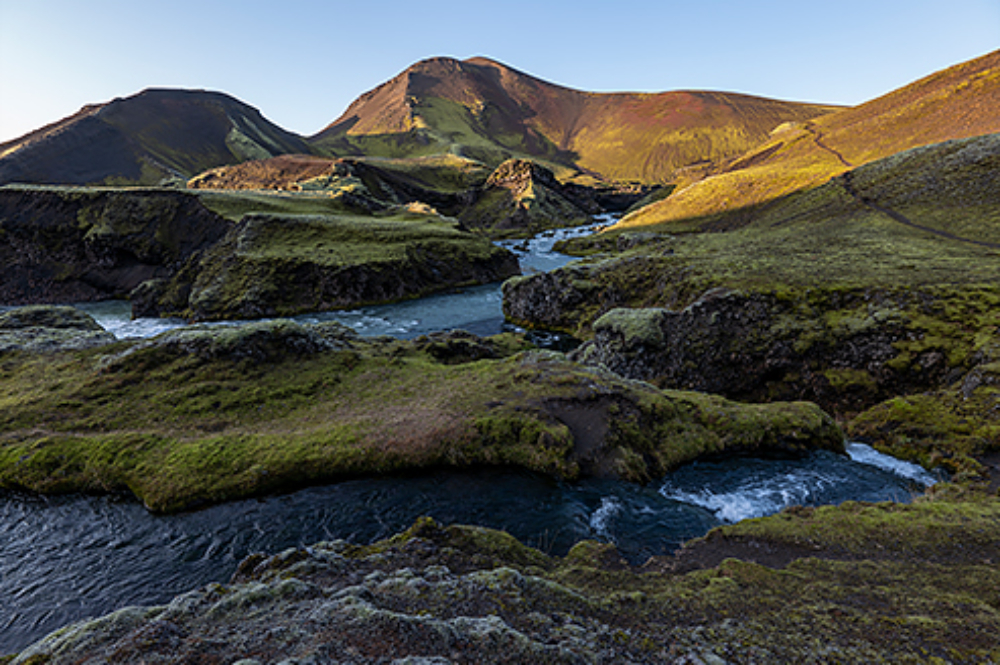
[101,319,357,368]
[0,305,115,353]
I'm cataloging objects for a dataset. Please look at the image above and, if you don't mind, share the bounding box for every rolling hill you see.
[616,49,1000,231]
[0,88,314,186]
[309,56,840,183]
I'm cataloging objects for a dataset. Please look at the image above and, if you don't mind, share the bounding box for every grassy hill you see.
[520,131,1000,334]
[617,49,1000,230]
[310,56,839,183]
[0,89,314,186]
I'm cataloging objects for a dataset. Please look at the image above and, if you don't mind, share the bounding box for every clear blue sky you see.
[1,0,997,143]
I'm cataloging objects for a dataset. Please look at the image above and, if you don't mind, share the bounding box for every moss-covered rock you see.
[103,319,355,367]
[0,305,114,353]
[567,287,989,415]
[0,186,232,305]
[459,159,600,236]
[847,352,1000,480]
[166,211,520,321]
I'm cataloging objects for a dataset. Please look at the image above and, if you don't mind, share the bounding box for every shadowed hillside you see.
[0,89,314,186]
[617,49,1000,230]
[310,57,839,183]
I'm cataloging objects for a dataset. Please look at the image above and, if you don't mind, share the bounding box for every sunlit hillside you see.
[616,50,1000,231]
[310,57,839,183]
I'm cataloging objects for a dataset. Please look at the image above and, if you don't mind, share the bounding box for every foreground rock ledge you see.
[11,502,1000,663]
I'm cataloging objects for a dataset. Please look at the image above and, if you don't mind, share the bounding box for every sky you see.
[1,0,998,144]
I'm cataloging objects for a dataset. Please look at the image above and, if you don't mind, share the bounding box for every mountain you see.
[310,57,840,183]
[0,89,314,186]
[617,49,1000,230]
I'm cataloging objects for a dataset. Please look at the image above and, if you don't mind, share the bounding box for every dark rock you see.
[0,304,104,331]
[101,319,343,367]
[502,268,598,333]
[0,186,231,305]
[569,289,941,412]
[414,329,499,364]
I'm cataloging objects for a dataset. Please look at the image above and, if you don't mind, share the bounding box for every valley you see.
[1,49,999,663]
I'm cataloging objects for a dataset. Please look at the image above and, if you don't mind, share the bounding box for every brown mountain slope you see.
[0,89,315,186]
[310,57,840,183]
[618,49,1000,230]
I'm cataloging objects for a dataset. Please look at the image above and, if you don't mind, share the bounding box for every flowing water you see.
[70,221,607,342]
[0,218,944,653]
[0,446,938,654]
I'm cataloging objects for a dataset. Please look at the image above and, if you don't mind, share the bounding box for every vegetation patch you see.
[0,319,841,512]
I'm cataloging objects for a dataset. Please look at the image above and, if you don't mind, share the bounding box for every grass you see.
[694,491,1000,564]
[515,133,1000,336]
[195,189,356,220]
[178,208,517,320]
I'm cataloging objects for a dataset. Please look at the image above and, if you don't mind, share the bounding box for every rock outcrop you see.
[189,155,486,218]
[0,185,521,322]
[458,159,601,234]
[138,212,520,321]
[569,288,975,413]
[0,186,232,305]
[0,305,115,353]
[189,155,654,237]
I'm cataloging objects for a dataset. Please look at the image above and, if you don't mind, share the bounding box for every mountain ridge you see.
[0,88,314,186]
[311,55,841,183]
[2,52,995,189]
[616,49,1000,230]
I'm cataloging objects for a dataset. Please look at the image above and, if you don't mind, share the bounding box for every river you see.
[0,219,941,654]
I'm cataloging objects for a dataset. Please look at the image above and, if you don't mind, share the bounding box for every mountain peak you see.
[312,57,841,182]
[0,87,312,186]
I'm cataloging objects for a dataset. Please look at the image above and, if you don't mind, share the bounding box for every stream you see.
[1,219,942,654]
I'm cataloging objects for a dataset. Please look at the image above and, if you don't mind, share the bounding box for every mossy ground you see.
[848,370,1000,480]
[0,325,839,513]
[194,189,359,220]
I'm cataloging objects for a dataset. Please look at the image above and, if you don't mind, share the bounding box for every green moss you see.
[0,334,842,511]
[158,208,516,321]
[823,368,877,391]
[195,189,357,221]
[702,493,1000,562]
[593,308,666,348]
[848,377,1000,478]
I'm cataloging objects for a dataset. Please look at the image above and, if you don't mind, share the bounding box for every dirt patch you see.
[649,533,837,573]
[545,397,613,475]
